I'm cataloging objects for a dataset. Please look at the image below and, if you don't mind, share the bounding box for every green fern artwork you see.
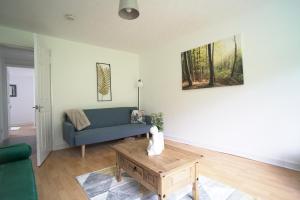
[96,63,112,101]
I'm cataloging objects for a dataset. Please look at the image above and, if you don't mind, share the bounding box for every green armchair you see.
[0,143,38,200]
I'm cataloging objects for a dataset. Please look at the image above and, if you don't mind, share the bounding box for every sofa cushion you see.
[131,110,145,124]
[0,159,37,200]
[75,123,151,145]
[0,143,32,164]
[83,107,136,129]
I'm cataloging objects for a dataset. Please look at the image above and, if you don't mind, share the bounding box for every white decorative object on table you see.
[147,126,165,156]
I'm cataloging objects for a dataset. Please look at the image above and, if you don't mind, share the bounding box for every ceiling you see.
[0,0,270,53]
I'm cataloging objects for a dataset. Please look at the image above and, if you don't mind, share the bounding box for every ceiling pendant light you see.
[119,0,139,20]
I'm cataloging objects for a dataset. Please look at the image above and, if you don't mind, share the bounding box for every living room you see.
[0,0,299,200]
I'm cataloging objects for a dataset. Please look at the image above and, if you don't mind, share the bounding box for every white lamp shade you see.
[119,0,139,20]
[137,79,143,88]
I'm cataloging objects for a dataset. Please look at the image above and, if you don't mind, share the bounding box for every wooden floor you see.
[9,124,36,137]
[34,139,300,200]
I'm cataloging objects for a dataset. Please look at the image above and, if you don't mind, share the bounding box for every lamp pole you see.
[138,86,140,110]
[137,79,143,110]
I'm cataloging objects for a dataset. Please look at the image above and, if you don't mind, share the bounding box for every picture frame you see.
[96,63,112,101]
[9,84,17,97]
[181,34,244,90]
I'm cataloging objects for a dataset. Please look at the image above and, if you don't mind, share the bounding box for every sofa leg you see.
[146,133,150,139]
[81,145,85,158]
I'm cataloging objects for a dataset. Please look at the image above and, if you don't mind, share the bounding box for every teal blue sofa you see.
[63,107,151,156]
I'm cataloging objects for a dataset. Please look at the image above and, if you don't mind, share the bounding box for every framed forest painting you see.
[96,63,112,101]
[181,34,244,90]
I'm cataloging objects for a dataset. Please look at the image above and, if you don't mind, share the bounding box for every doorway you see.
[0,45,36,158]
[5,66,36,154]
[1,37,53,166]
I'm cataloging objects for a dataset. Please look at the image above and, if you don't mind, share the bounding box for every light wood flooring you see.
[9,124,36,137]
[33,139,300,200]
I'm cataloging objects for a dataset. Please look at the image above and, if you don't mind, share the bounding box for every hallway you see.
[1,125,36,154]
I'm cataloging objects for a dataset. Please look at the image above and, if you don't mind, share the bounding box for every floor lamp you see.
[137,79,143,110]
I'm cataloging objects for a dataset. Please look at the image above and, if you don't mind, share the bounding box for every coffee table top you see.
[111,139,202,176]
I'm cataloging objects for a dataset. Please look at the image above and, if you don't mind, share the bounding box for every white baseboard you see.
[53,142,69,151]
[165,135,300,172]
[10,122,34,127]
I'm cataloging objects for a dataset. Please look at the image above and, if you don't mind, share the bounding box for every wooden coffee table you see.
[111,139,202,200]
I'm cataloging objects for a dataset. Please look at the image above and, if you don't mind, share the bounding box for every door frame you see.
[0,43,54,167]
[0,65,9,141]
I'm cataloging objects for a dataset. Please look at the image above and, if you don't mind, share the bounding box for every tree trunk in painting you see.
[212,43,216,82]
[198,48,202,80]
[204,47,208,80]
[184,52,193,86]
[181,53,187,81]
[208,43,215,86]
[188,51,195,82]
[231,36,237,78]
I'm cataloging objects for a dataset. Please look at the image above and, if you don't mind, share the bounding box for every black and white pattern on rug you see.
[76,166,255,200]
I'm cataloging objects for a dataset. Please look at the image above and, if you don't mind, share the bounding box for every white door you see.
[34,34,52,166]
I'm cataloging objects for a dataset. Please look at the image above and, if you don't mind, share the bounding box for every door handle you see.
[33,105,43,112]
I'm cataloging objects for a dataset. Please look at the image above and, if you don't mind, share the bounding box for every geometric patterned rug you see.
[76,166,255,200]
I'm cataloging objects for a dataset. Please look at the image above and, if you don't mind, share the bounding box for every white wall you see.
[140,1,300,171]
[7,67,35,126]
[38,35,140,150]
[0,26,34,48]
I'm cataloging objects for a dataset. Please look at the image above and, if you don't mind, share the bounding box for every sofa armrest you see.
[145,115,152,125]
[63,121,76,146]
[0,143,32,164]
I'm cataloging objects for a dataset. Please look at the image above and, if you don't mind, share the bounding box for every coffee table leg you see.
[116,166,121,182]
[158,194,166,200]
[193,162,200,199]
[158,177,166,200]
[116,153,122,182]
[193,180,199,199]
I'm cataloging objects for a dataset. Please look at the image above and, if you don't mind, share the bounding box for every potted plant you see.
[151,112,164,132]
